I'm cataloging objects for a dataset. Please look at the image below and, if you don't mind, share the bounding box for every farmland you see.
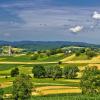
[0,45,100,99]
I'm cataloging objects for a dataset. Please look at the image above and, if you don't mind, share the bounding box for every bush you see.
[58,61,62,65]
[46,50,51,56]
[11,67,19,77]
[31,54,39,60]
[80,48,85,53]
[75,51,81,56]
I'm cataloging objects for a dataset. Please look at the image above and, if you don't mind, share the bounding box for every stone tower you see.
[8,46,12,56]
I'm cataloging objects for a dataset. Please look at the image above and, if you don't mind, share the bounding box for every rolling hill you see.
[0,41,100,51]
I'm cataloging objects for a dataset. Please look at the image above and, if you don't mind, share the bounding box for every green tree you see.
[50,49,56,55]
[58,61,62,65]
[45,66,53,78]
[32,65,46,78]
[55,48,63,54]
[80,66,100,95]
[52,65,62,80]
[45,65,62,79]
[11,67,19,77]
[0,85,4,100]
[64,65,79,79]
[46,50,51,56]
[0,48,2,54]
[31,53,39,60]
[12,74,33,100]
[86,50,96,58]
[75,50,81,56]
[80,48,85,53]
[39,53,45,58]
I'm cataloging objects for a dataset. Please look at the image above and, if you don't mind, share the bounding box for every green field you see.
[0,53,92,62]
[0,46,100,100]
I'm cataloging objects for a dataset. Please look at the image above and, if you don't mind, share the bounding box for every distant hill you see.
[0,41,99,51]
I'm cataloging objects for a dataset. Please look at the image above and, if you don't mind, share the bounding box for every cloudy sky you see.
[0,0,100,44]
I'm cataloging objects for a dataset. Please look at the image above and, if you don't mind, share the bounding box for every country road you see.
[0,60,100,64]
[0,61,57,64]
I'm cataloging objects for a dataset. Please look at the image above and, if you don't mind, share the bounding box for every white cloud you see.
[92,11,100,20]
[69,26,83,33]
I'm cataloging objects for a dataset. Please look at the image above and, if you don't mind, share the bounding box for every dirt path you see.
[0,60,100,65]
[0,61,57,64]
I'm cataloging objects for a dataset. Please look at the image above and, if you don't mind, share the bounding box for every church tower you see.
[8,46,12,56]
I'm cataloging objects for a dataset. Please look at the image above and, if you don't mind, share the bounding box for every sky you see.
[0,0,100,44]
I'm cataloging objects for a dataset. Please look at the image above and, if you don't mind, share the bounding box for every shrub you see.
[31,54,39,60]
[11,67,19,77]
[75,51,81,56]
[58,61,62,65]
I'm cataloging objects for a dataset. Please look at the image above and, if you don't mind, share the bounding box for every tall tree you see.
[52,65,62,80]
[64,65,79,79]
[12,74,33,100]
[0,85,4,100]
[80,66,100,95]
[32,65,46,78]
[45,66,53,78]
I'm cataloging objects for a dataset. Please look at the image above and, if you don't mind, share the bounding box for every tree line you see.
[11,64,79,80]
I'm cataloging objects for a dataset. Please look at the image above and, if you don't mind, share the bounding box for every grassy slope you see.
[72,54,89,61]
[0,66,33,76]
[0,55,31,62]
[0,52,99,63]
[61,54,90,62]
[38,54,67,62]
[0,54,66,62]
